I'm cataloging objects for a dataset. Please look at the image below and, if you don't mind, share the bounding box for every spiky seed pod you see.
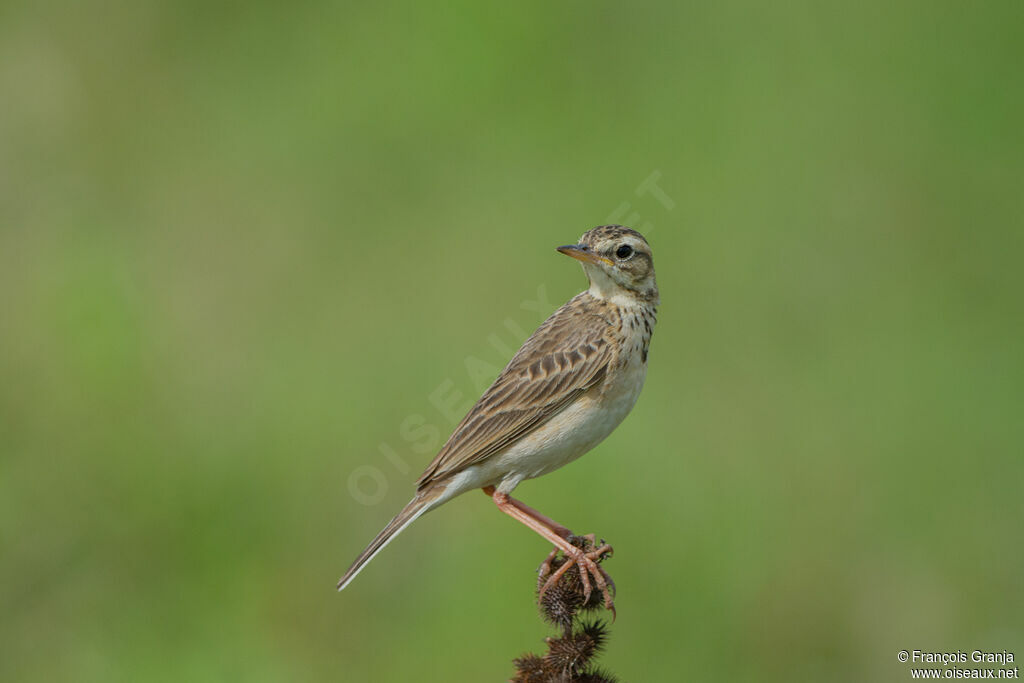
[539,576,584,632]
[575,668,620,683]
[543,620,608,676]
[558,561,610,613]
[575,620,608,656]
[512,653,548,682]
[513,545,618,682]
[538,539,614,615]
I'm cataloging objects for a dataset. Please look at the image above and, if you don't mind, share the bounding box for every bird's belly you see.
[485,361,647,489]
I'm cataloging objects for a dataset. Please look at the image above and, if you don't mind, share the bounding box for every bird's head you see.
[557,225,658,304]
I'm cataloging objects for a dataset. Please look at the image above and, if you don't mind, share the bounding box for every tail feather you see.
[337,495,432,591]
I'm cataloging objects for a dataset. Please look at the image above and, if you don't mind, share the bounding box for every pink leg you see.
[482,486,615,610]
[481,486,572,539]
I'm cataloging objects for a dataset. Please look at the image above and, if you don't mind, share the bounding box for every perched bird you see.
[338,225,658,609]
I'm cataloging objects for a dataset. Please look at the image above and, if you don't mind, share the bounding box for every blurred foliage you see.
[2,1,1022,681]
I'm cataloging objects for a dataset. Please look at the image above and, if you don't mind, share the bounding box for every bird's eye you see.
[615,244,633,259]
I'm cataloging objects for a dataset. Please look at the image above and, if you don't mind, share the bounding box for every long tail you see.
[337,493,434,591]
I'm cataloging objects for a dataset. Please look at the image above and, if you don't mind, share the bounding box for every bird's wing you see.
[416,294,615,490]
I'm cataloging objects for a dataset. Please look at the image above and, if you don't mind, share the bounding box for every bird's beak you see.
[557,244,612,266]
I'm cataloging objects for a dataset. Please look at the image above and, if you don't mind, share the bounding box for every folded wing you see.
[416,295,614,489]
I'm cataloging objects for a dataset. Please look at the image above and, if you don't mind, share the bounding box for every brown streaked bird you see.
[338,225,658,609]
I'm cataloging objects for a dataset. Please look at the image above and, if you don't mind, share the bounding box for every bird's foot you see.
[537,534,615,615]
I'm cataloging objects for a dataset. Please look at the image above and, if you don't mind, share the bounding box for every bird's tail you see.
[337,492,435,591]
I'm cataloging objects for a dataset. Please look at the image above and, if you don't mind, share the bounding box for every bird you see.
[337,225,658,609]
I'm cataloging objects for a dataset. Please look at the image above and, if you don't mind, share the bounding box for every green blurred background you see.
[2,2,1022,681]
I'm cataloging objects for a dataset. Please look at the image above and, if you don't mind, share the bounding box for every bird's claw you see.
[537,538,616,613]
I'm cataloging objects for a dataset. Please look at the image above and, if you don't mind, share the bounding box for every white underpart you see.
[586,264,623,300]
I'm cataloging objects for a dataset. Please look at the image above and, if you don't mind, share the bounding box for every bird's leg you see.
[538,534,614,594]
[481,486,572,539]
[574,533,616,594]
[482,486,615,611]
[480,487,567,579]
